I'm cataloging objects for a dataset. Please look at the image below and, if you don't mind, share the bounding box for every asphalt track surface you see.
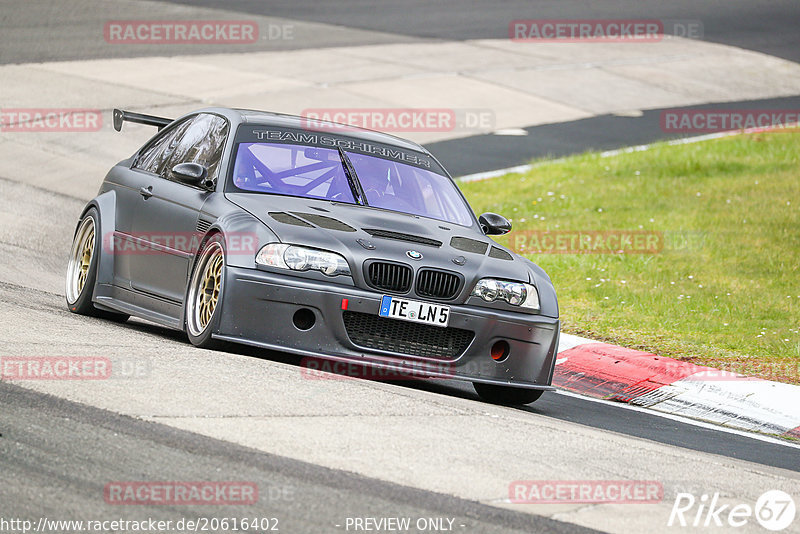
[0,382,599,534]
[0,259,797,530]
[157,0,800,64]
[4,0,799,63]
[2,1,800,532]
[3,0,799,175]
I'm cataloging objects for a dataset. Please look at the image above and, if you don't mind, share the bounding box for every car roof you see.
[192,107,432,155]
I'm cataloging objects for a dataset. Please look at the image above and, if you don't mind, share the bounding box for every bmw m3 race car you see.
[66,107,560,405]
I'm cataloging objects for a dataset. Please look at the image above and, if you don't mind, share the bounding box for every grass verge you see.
[459,131,800,383]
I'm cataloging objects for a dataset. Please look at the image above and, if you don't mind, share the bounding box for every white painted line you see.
[492,128,529,136]
[554,389,800,450]
[457,163,539,183]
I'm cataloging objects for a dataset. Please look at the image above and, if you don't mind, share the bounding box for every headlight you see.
[255,243,351,277]
[471,278,539,310]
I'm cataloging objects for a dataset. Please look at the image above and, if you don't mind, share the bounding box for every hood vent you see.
[269,212,314,228]
[450,236,489,254]
[292,212,356,232]
[269,211,356,232]
[363,228,442,248]
[489,246,513,260]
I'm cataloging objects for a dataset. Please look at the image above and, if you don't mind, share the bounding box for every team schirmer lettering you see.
[252,129,432,168]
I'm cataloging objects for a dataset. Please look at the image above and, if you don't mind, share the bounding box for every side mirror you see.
[479,212,512,235]
[172,162,212,189]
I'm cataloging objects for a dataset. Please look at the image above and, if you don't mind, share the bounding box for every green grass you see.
[459,131,800,383]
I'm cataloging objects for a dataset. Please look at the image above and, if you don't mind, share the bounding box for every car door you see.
[128,113,229,307]
[109,117,195,292]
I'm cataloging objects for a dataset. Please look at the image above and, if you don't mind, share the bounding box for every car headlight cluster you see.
[471,279,540,310]
[255,243,351,277]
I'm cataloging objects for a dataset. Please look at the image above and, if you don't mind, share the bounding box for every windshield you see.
[230,142,474,226]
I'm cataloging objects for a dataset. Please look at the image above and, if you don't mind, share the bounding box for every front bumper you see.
[215,266,560,390]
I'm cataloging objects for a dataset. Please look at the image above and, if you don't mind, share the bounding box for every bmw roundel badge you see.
[406,250,423,260]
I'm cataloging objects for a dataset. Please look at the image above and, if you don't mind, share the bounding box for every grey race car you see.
[66,107,559,405]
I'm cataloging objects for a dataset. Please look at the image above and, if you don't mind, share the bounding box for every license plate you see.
[378,295,450,327]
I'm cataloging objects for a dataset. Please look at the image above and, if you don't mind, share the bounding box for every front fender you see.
[181,212,278,331]
[210,211,278,269]
[523,257,559,319]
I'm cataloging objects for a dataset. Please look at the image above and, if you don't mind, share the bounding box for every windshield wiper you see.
[337,146,367,206]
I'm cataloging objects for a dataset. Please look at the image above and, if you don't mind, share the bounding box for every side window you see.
[133,118,194,175]
[164,114,229,184]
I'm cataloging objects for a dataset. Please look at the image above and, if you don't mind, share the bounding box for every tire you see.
[473,382,544,406]
[185,234,226,349]
[65,208,129,322]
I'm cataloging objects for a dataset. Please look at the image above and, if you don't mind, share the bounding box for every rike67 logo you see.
[668,490,796,531]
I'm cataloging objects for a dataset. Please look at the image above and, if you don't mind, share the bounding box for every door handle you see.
[139,186,153,199]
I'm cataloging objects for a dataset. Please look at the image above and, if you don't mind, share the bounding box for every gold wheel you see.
[66,215,96,304]
[187,239,225,337]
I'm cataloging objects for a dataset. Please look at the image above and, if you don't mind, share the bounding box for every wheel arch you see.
[74,191,118,299]
[181,228,225,331]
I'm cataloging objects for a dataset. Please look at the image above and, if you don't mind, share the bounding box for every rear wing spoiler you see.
[113,108,172,132]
